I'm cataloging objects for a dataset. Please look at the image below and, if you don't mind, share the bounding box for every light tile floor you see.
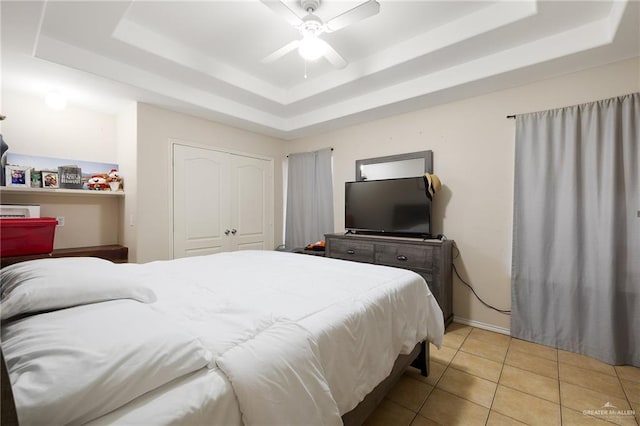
[365,324,640,426]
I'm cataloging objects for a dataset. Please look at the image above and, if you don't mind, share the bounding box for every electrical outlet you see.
[56,216,65,227]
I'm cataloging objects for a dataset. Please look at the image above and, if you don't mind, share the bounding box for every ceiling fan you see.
[261,0,380,69]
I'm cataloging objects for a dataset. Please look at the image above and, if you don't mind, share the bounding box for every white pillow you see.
[0,257,156,320]
[2,300,213,425]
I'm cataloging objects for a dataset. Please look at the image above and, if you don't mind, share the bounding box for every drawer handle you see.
[396,255,408,261]
[347,249,355,255]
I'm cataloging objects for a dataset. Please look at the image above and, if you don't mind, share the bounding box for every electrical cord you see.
[450,240,511,315]
[452,263,511,314]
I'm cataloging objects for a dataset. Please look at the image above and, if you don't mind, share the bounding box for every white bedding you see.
[217,320,342,426]
[2,250,444,425]
[0,257,156,320]
[2,300,212,425]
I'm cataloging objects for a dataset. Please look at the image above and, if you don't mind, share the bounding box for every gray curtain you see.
[511,93,639,366]
[285,148,334,249]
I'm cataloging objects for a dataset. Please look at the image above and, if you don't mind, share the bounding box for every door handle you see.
[225,229,230,236]
[396,255,408,261]
[231,229,237,235]
[347,249,355,255]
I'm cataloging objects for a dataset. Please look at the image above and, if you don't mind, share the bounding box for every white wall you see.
[135,103,286,263]
[116,102,137,260]
[0,90,117,162]
[0,90,122,249]
[286,58,640,331]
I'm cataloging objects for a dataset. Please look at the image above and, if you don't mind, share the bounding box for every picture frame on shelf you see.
[58,165,82,189]
[41,171,59,188]
[5,165,31,188]
[31,170,42,188]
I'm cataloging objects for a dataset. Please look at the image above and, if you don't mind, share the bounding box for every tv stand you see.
[325,233,453,326]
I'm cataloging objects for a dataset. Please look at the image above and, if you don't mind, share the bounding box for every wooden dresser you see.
[325,233,453,326]
[0,244,128,268]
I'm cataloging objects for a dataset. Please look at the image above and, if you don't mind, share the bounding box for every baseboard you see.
[453,316,510,336]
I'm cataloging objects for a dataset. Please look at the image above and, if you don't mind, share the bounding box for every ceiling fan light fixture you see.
[261,0,380,67]
[298,36,325,61]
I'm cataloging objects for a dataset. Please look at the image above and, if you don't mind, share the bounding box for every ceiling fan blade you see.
[318,39,347,69]
[325,0,380,32]
[261,40,301,64]
[260,0,303,27]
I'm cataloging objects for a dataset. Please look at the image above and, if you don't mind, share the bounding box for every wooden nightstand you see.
[291,247,326,257]
[325,233,453,326]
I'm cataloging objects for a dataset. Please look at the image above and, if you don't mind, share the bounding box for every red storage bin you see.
[0,217,57,257]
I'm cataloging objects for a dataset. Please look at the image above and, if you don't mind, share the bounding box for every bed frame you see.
[343,341,428,425]
[1,350,18,426]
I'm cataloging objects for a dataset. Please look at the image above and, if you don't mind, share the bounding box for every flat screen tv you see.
[345,177,432,238]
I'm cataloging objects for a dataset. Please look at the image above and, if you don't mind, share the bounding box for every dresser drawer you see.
[327,239,374,263]
[375,243,433,270]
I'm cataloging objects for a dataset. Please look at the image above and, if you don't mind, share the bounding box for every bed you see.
[0,250,444,425]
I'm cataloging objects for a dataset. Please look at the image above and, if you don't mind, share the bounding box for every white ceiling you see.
[2,0,639,139]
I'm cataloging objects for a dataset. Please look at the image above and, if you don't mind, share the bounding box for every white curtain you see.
[511,93,639,366]
[285,148,334,249]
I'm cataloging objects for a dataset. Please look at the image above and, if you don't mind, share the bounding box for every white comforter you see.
[2,250,444,425]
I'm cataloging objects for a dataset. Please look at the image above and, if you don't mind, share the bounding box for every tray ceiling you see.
[2,1,639,139]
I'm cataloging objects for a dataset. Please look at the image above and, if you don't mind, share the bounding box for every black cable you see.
[451,242,511,314]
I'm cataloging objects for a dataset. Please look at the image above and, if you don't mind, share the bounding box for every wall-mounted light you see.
[45,91,67,110]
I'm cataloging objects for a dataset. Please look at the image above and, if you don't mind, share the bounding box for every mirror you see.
[356,150,433,181]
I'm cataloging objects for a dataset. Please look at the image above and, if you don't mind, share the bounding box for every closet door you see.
[173,144,231,258]
[173,144,274,258]
[229,154,274,251]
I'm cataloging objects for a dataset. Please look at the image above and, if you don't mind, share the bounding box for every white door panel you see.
[185,158,222,238]
[230,155,273,251]
[236,164,264,235]
[173,145,273,259]
[235,241,266,251]
[173,145,230,258]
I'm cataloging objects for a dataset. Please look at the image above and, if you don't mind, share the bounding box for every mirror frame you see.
[355,150,433,181]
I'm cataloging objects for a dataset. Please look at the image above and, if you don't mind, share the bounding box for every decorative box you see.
[0,217,57,256]
[58,165,83,189]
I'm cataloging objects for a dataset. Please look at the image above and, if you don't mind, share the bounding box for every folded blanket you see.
[216,320,342,426]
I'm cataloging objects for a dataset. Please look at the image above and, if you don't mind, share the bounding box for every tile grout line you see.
[405,375,436,426]
[413,325,472,425]
[556,346,563,426]
[440,327,513,425]
[376,326,465,426]
[613,365,638,425]
[471,332,566,425]
[483,335,520,426]
[558,359,635,405]
[557,356,632,426]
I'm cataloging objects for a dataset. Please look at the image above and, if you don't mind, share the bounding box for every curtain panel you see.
[285,148,334,249]
[511,93,639,366]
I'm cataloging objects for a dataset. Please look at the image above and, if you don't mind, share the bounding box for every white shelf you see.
[0,186,124,197]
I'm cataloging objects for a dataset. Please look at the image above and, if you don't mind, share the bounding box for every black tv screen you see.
[345,177,431,238]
